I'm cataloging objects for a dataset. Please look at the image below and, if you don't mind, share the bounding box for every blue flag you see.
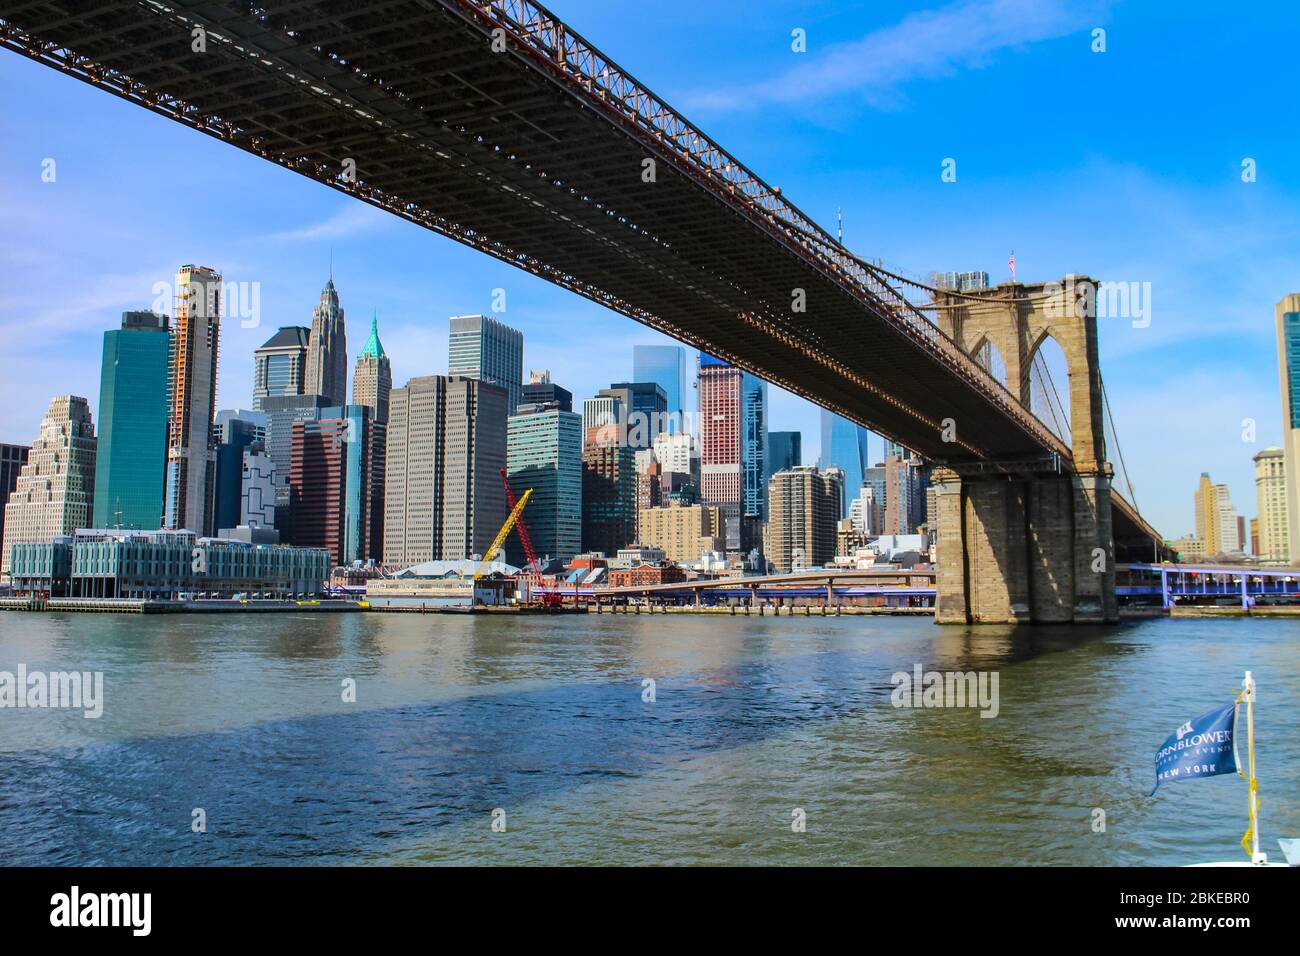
[1151,701,1238,795]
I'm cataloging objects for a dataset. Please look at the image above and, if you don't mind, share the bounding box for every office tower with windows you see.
[213,410,269,535]
[1254,447,1288,564]
[632,344,688,432]
[94,310,170,530]
[582,394,624,445]
[884,453,923,535]
[261,394,330,530]
[165,264,221,535]
[522,370,572,413]
[1,396,96,577]
[449,314,523,415]
[289,405,385,567]
[767,466,841,573]
[741,372,768,521]
[768,431,801,476]
[1275,294,1300,561]
[581,433,636,557]
[253,326,309,410]
[306,277,348,406]
[0,443,30,554]
[507,402,583,564]
[1194,472,1241,557]
[698,355,742,546]
[597,382,668,448]
[352,311,392,424]
[384,376,508,567]
[818,410,870,518]
[638,503,726,565]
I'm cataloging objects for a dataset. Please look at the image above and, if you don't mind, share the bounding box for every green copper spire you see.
[360,309,385,359]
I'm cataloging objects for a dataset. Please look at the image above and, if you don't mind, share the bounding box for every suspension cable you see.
[1100,374,1141,515]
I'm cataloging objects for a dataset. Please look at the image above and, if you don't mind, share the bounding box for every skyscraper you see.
[449,314,523,414]
[652,432,696,478]
[383,376,508,566]
[289,405,385,567]
[632,344,688,432]
[768,431,801,475]
[1275,293,1300,562]
[0,444,30,554]
[1253,447,1288,564]
[165,264,221,535]
[741,372,768,521]
[582,430,636,557]
[352,311,392,424]
[884,453,924,535]
[1194,472,1240,557]
[261,393,330,530]
[598,382,667,448]
[507,402,583,564]
[253,326,310,410]
[818,410,870,518]
[94,310,170,530]
[582,394,623,442]
[522,370,572,413]
[213,410,268,535]
[1,396,96,577]
[767,466,841,573]
[698,355,742,546]
[306,277,348,406]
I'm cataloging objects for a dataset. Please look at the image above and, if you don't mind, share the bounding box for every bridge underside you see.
[0,0,1166,615]
[1,0,1069,465]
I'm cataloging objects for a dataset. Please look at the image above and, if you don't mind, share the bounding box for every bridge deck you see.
[1,0,1071,464]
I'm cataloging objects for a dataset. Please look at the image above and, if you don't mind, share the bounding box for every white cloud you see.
[264,202,392,242]
[687,0,1105,111]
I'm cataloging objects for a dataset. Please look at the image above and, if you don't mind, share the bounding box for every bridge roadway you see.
[0,0,1160,564]
[3,1,1074,461]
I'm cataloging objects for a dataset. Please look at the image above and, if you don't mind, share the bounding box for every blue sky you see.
[1,0,1297,538]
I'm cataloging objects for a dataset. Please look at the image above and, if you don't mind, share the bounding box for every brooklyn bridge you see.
[0,0,1167,622]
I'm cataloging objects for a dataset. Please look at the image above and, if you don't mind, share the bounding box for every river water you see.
[0,611,1295,866]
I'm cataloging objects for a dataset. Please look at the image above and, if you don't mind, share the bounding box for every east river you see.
[0,612,1296,865]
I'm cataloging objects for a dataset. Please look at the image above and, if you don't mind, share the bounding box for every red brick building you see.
[608,563,687,587]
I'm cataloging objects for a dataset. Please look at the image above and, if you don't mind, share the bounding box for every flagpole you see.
[1243,670,1261,862]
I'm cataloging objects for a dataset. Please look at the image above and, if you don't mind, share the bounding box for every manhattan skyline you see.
[2,0,1299,539]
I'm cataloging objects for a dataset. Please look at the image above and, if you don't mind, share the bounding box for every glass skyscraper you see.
[507,404,583,564]
[768,431,801,475]
[818,410,870,518]
[253,326,309,410]
[1275,293,1300,561]
[449,314,524,414]
[741,372,767,520]
[632,344,687,432]
[599,382,667,447]
[94,311,171,529]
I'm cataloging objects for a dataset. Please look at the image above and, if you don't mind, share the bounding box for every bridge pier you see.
[934,466,1117,624]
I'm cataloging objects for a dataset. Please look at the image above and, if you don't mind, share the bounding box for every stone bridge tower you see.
[930,276,1118,624]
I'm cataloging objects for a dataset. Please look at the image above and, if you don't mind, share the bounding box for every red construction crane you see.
[499,468,560,606]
